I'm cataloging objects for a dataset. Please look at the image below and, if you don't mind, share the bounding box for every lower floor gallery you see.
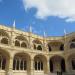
[0,49,75,75]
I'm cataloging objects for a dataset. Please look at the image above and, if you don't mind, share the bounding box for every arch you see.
[0,29,9,37]
[37,45,42,50]
[1,37,8,44]
[13,52,31,71]
[71,39,75,42]
[15,40,20,47]
[33,39,42,44]
[15,35,28,42]
[68,37,75,43]
[21,42,27,48]
[48,41,63,46]
[47,43,52,51]
[0,29,10,45]
[47,41,64,51]
[68,37,75,49]
[50,55,64,59]
[0,48,10,71]
[67,53,75,71]
[15,35,29,48]
[60,44,64,51]
[33,39,43,50]
[69,38,75,49]
[34,54,47,61]
[70,43,75,49]
[34,54,47,73]
[50,55,65,73]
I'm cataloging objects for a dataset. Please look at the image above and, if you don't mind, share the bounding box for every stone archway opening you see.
[67,54,75,72]
[15,35,29,48]
[0,49,10,75]
[0,29,9,45]
[13,53,31,75]
[50,55,66,73]
[1,37,8,44]
[48,41,64,51]
[34,55,47,75]
[33,39,43,51]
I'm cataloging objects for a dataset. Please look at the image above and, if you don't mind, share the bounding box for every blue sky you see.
[0,0,75,36]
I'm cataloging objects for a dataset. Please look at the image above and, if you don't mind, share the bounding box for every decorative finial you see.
[64,29,67,42]
[64,29,66,35]
[44,31,46,37]
[29,25,32,32]
[13,20,16,28]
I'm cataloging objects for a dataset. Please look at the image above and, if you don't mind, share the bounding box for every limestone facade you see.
[0,25,75,75]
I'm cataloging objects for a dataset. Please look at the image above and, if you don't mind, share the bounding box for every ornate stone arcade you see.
[0,25,75,75]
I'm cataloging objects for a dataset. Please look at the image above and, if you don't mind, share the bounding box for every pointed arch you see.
[47,43,52,51]
[15,40,20,47]
[15,35,29,48]
[1,37,8,44]
[67,53,75,71]
[13,52,31,71]
[33,39,43,50]
[0,29,10,45]
[50,55,66,73]
[47,41,64,51]
[0,48,10,71]
[34,54,47,73]
[70,38,75,49]
[21,42,27,48]
[0,29,9,37]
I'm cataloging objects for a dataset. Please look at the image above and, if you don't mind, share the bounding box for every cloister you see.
[0,25,75,75]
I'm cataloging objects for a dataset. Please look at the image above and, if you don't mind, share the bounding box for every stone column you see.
[11,31,15,47]
[0,35,2,43]
[47,58,50,74]
[65,57,69,72]
[43,37,47,52]
[29,32,33,50]
[7,57,13,75]
[30,58,34,75]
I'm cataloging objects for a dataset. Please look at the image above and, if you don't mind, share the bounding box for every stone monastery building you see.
[0,25,75,75]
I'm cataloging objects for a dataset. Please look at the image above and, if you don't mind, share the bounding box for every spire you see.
[64,29,66,36]
[44,31,46,37]
[13,20,16,28]
[29,25,32,32]
[64,29,67,42]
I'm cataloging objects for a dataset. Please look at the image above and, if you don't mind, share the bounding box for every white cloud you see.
[23,0,75,22]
